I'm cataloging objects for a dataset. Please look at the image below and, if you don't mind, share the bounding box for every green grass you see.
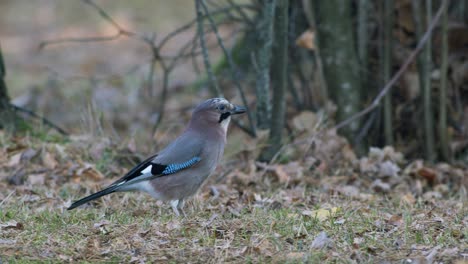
[1,183,466,263]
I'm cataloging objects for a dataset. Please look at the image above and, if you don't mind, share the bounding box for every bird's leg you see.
[170,200,180,217]
[177,199,187,218]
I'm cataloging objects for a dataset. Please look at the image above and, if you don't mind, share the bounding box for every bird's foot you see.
[170,199,186,218]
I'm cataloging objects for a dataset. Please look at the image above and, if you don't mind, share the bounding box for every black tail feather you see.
[67,186,118,210]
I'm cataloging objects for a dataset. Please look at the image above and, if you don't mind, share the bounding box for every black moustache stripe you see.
[218,112,231,123]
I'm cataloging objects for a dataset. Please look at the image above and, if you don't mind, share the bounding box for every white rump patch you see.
[141,164,153,174]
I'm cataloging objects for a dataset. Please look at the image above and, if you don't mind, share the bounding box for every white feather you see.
[220,116,231,132]
[141,164,152,174]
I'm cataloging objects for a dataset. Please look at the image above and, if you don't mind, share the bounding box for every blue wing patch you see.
[162,157,201,175]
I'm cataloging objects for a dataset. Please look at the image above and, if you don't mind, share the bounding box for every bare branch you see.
[39,0,136,50]
[38,0,255,137]
[9,103,68,135]
[39,33,122,50]
[81,0,133,35]
[158,4,255,50]
[199,0,257,137]
[195,0,223,97]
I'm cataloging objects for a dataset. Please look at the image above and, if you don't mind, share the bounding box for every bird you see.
[67,98,246,216]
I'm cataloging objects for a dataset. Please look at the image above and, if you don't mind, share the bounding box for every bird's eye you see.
[218,105,226,111]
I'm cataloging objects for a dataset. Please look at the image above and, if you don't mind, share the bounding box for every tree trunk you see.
[260,0,288,161]
[412,0,436,162]
[0,44,14,129]
[439,1,450,161]
[313,0,362,146]
[254,0,276,129]
[383,0,394,146]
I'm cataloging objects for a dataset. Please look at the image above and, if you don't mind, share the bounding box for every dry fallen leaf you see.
[27,173,46,185]
[42,151,58,169]
[387,214,403,226]
[302,207,340,221]
[310,231,333,249]
[353,237,365,248]
[296,29,315,50]
[291,111,318,133]
[378,160,400,178]
[7,153,22,167]
[401,193,416,205]
[74,164,105,182]
[423,245,442,263]
[21,148,38,161]
[274,166,290,184]
[93,220,111,229]
[0,220,24,230]
[417,167,438,184]
[371,179,391,193]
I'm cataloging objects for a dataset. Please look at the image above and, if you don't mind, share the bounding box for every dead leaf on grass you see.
[93,219,111,228]
[417,167,438,184]
[379,160,400,178]
[0,220,24,230]
[0,239,16,245]
[353,237,365,248]
[387,214,403,226]
[21,148,38,161]
[310,231,333,249]
[302,207,340,221]
[291,111,318,133]
[42,151,58,169]
[274,165,290,184]
[254,239,274,257]
[27,173,46,185]
[423,245,442,263]
[166,220,181,230]
[7,152,22,167]
[401,193,416,205]
[74,164,105,182]
[285,252,306,259]
[371,179,391,193]
[440,247,459,257]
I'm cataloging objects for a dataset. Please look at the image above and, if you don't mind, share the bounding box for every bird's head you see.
[191,98,246,131]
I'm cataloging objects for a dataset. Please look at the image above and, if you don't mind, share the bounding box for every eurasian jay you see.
[67,98,246,216]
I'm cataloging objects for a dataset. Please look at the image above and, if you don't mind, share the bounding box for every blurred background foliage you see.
[0,0,467,163]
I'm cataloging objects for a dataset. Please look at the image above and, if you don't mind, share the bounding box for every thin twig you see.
[81,0,133,35]
[39,0,135,50]
[38,0,256,138]
[9,103,68,135]
[158,4,255,50]
[227,0,254,25]
[195,0,223,97]
[199,0,257,137]
[0,190,15,207]
[39,33,123,50]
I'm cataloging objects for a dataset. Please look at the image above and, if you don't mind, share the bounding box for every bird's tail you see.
[67,185,118,210]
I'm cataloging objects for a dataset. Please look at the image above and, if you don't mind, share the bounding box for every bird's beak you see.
[231,105,246,115]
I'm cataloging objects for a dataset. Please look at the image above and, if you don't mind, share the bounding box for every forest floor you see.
[0,130,466,263]
[1,1,467,263]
